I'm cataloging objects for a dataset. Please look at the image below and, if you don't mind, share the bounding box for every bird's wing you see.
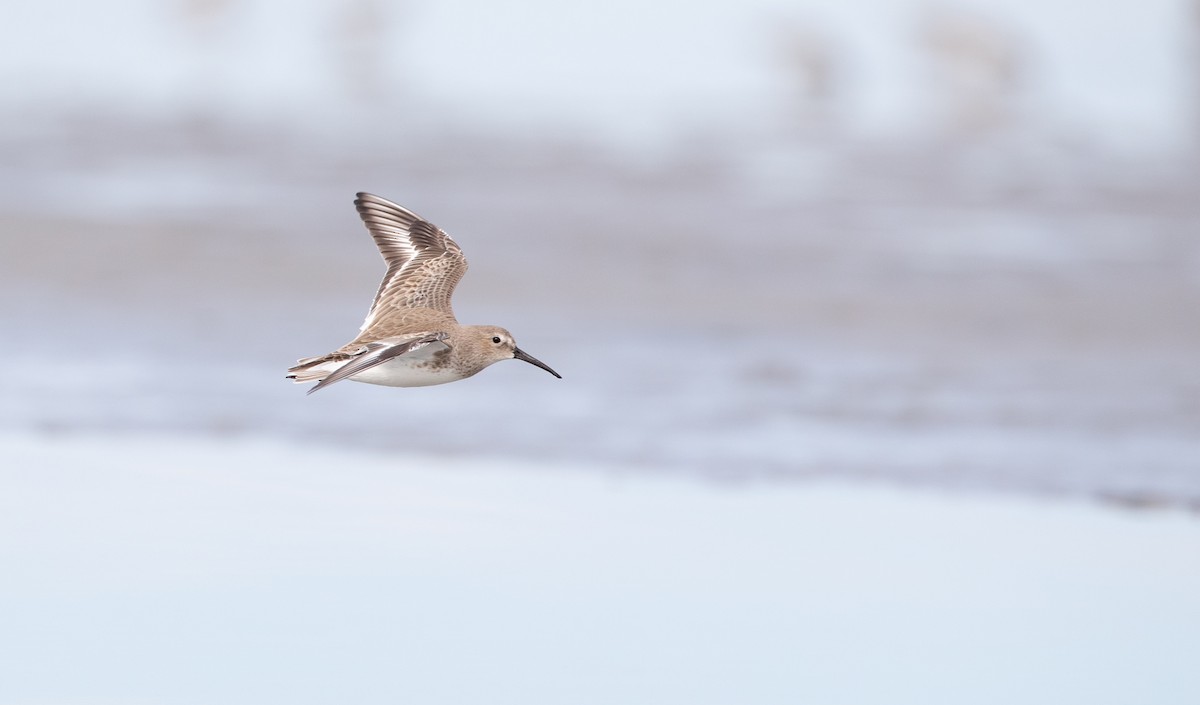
[305,332,449,395]
[353,192,468,335]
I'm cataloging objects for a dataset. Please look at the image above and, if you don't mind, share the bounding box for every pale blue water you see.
[2,434,1198,705]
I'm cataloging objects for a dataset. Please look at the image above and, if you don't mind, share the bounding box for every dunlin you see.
[287,192,561,394]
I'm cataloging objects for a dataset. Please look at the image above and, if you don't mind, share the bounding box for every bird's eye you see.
[492,336,502,344]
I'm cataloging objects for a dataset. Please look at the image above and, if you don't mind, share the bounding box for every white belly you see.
[349,356,464,388]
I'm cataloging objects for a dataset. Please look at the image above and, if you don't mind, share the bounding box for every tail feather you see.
[287,344,369,387]
[286,354,341,383]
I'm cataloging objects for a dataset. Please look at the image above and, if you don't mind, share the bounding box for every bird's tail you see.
[285,354,338,383]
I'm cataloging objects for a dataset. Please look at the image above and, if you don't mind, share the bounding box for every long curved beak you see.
[513,347,562,379]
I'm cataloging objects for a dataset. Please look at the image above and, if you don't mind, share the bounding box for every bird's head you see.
[468,325,562,379]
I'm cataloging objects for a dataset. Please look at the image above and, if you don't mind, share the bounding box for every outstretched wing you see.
[305,332,449,395]
[354,192,468,334]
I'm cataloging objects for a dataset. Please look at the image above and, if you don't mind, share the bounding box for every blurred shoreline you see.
[2,113,1197,508]
[4,0,1200,509]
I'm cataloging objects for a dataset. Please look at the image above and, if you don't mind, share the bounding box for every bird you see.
[287,192,561,394]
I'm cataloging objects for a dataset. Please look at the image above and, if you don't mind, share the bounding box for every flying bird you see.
[287,193,561,394]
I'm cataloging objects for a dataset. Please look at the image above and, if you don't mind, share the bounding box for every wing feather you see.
[353,193,467,334]
[305,333,449,395]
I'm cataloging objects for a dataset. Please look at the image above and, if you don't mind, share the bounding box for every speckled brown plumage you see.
[286,192,561,393]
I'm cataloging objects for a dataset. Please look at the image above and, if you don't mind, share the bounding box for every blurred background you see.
[1,0,1198,703]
